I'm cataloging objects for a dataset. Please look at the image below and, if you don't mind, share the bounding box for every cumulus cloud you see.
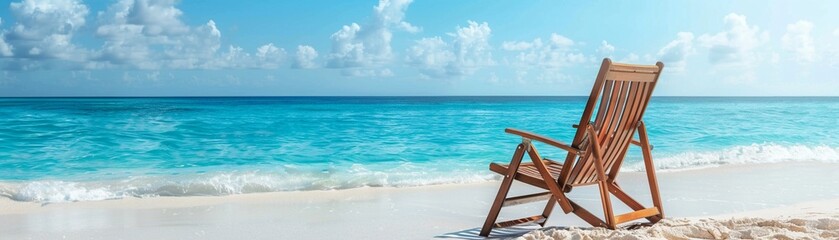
[597,40,615,57]
[327,0,417,69]
[0,0,294,71]
[450,21,494,73]
[94,0,225,69]
[328,23,365,68]
[498,33,589,84]
[781,20,816,64]
[292,45,319,69]
[254,43,287,69]
[405,36,455,77]
[405,21,494,78]
[126,0,188,36]
[164,19,223,69]
[698,13,768,68]
[657,32,695,72]
[502,33,586,69]
[5,0,89,61]
[92,0,285,70]
[218,45,250,68]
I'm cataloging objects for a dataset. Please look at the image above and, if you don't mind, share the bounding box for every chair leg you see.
[480,144,527,237]
[567,199,608,228]
[527,144,573,213]
[637,121,664,219]
[597,180,616,229]
[538,198,556,227]
[587,126,616,229]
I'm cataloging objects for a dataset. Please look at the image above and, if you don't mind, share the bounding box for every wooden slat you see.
[605,71,657,82]
[593,81,638,183]
[503,191,552,207]
[603,81,644,180]
[494,215,546,228]
[614,207,660,225]
[610,62,660,73]
[560,58,615,188]
[489,160,564,191]
[594,80,614,131]
[577,80,629,185]
[569,80,621,185]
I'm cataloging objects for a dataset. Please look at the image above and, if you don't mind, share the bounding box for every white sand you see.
[518,199,839,240]
[1,162,837,239]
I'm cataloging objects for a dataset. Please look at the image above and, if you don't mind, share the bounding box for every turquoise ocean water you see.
[1,97,838,202]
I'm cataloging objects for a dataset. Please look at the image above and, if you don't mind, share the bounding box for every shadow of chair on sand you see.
[435,224,574,240]
[436,222,655,239]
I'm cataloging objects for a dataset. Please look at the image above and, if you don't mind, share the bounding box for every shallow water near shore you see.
[1,96,838,202]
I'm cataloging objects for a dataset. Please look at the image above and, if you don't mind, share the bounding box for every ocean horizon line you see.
[3,95,839,98]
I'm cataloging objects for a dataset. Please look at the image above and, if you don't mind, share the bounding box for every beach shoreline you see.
[1,162,837,239]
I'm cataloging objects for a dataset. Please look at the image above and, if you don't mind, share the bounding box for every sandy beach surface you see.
[1,162,838,239]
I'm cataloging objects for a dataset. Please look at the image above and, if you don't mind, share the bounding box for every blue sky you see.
[0,0,837,96]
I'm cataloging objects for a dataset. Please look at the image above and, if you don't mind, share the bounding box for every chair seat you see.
[489,160,563,190]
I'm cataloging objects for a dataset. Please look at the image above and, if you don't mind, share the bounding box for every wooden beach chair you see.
[479,58,665,237]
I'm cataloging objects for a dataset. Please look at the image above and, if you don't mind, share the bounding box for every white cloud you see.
[255,43,287,69]
[781,20,816,64]
[92,0,287,70]
[126,0,188,36]
[698,13,768,68]
[373,0,420,33]
[657,32,695,71]
[218,45,250,68]
[450,21,494,74]
[327,0,417,69]
[405,36,455,77]
[505,33,588,83]
[404,21,494,78]
[503,33,587,69]
[328,23,365,68]
[0,0,296,71]
[597,40,615,57]
[6,0,89,60]
[165,19,223,69]
[94,0,224,69]
[292,45,319,69]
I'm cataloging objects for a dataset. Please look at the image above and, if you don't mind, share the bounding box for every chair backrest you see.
[558,58,664,187]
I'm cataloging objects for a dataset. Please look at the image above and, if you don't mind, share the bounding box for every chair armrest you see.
[630,139,654,150]
[505,128,581,154]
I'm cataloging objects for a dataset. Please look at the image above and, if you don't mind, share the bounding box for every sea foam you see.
[628,143,839,171]
[2,143,837,203]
